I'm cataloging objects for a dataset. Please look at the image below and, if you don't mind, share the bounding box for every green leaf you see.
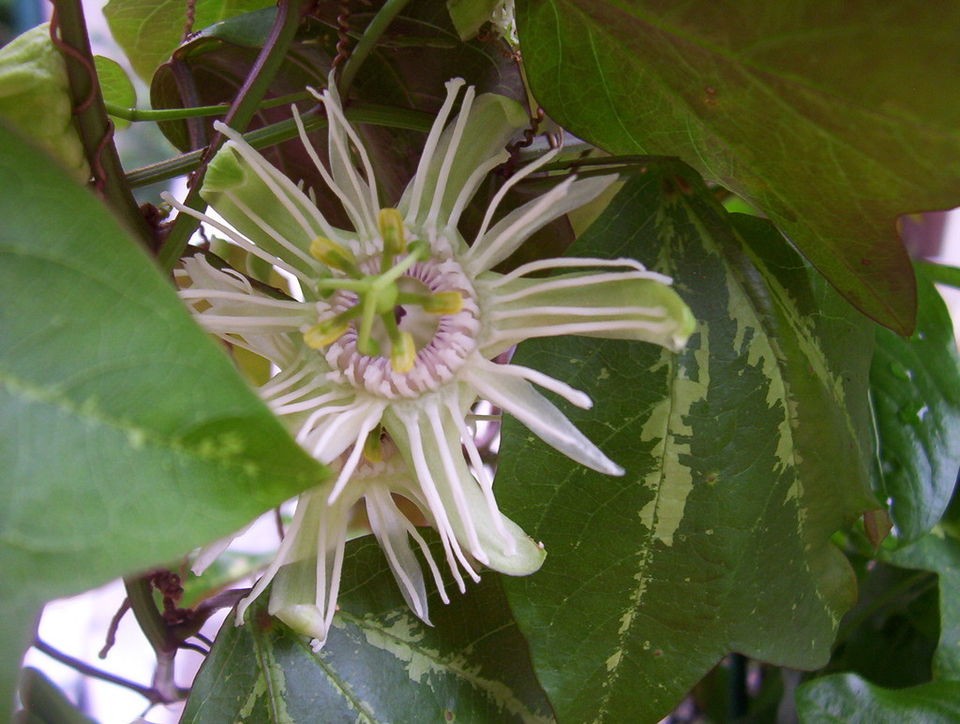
[104,0,274,80]
[183,538,554,722]
[446,0,501,40]
[515,0,960,334]
[499,166,877,721]
[872,268,960,541]
[16,668,94,724]
[94,55,136,130]
[0,124,325,714]
[885,531,960,680]
[796,673,960,723]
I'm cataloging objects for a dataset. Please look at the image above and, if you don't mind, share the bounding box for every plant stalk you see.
[50,0,153,246]
[157,0,308,272]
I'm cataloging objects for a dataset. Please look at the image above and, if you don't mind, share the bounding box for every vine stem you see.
[125,103,433,188]
[337,0,413,97]
[104,91,312,123]
[157,0,308,272]
[50,0,153,247]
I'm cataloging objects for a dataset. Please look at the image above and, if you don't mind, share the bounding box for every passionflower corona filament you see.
[172,75,694,647]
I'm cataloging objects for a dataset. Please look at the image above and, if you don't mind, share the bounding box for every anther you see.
[310,236,359,275]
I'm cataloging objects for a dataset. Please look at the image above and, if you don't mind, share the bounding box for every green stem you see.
[51,0,153,246]
[126,104,433,188]
[158,0,307,272]
[124,576,173,654]
[104,91,312,123]
[337,0,413,96]
[916,259,960,289]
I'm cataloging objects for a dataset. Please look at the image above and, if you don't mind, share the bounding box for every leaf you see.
[514,0,960,334]
[796,673,960,723]
[94,55,136,130]
[183,538,554,722]
[16,668,95,724]
[446,0,501,39]
[0,124,325,714]
[872,268,960,540]
[104,0,275,80]
[885,531,960,680]
[148,2,523,226]
[498,166,877,722]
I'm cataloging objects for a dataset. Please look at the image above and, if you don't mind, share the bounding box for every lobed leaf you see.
[516,0,960,334]
[0,124,325,715]
[498,165,877,721]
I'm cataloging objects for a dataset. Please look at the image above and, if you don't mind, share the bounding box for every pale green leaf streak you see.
[184,540,553,722]
[342,610,554,724]
[500,166,876,722]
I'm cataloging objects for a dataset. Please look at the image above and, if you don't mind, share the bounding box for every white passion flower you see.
[170,77,694,645]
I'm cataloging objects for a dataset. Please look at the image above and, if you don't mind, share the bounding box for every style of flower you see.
[171,75,694,647]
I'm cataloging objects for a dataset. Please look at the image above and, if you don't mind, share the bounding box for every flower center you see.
[303,208,480,399]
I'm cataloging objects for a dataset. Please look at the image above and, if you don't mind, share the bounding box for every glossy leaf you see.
[499,166,877,721]
[183,538,553,722]
[885,531,960,680]
[0,125,325,714]
[796,673,960,723]
[514,0,960,334]
[872,269,960,540]
[104,0,274,80]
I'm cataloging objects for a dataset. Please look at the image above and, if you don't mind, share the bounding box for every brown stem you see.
[49,0,154,248]
[33,638,176,704]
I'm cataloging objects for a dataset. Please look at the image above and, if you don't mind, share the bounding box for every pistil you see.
[303,207,463,371]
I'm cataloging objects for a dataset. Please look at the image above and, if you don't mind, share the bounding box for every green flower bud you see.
[0,24,89,183]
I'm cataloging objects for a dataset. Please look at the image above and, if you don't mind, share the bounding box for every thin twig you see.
[98,597,131,659]
[33,638,167,704]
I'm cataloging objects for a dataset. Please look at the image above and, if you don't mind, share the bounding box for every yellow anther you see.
[310,236,358,274]
[303,317,350,348]
[362,427,383,463]
[390,331,417,373]
[378,208,407,255]
[423,291,464,315]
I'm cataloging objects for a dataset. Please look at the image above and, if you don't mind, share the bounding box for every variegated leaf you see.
[183,539,554,722]
[498,164,877,722]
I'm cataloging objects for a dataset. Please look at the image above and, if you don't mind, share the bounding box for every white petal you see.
[465,360,624,476]
[466,173,618,274]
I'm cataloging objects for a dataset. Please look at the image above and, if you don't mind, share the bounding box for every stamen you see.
[310,235,359,275]
[390,331,417,373]
[304,314,352,348]
[378,208,407,258]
